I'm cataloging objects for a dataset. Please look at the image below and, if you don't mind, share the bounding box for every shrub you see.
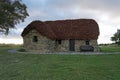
[18,48,26,52]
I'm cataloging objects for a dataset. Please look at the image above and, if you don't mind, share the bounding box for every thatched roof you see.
[21,19,99,40]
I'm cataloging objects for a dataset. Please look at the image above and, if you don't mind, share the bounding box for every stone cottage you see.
[21,19,100,52]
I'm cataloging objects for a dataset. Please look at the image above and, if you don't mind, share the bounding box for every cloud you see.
[1,0,120,44]
[38,0,120,19]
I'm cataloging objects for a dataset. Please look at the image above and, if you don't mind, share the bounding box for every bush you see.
[18,48,26,52]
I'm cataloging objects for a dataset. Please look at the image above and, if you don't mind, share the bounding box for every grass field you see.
[100,46,120,52]
[0,45,120,80]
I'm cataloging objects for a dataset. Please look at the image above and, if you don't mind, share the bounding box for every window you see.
[86,40,90,45]
[58,40,61,44]
[33,36,38,42]
[56,39,62,44]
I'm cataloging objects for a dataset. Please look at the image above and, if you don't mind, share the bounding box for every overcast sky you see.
[0,0,120,44]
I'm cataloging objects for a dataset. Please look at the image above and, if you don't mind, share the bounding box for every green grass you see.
[100,46,120,52]
[0,45,120,80]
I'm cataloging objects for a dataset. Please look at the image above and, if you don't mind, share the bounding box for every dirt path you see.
[8,49,120,55]
[8,49,18,53]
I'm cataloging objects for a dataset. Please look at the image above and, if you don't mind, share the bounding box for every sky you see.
[0,0,120,44]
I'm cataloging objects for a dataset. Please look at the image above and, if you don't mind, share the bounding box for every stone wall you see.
[23,29,99,52]
[90,40,100,52]
[75,40,85,52]
[55,40,69,52]
[75,40,99,52]
[55,40,99,52]
[23,29,55,53]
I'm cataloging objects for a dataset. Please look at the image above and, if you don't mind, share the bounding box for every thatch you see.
[21,19,99,40]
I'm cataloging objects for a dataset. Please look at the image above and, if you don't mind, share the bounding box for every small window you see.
[33,36,38,42]
[56,39,62,44]
[86,40,90,45]
[58,40,61,44]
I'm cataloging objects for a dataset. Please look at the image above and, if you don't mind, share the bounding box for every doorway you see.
[69,39,75,51]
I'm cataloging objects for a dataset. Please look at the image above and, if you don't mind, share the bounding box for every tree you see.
[111,29,120,45]
[0,0,29,34]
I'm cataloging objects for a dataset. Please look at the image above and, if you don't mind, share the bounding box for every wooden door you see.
[69,39,75,51]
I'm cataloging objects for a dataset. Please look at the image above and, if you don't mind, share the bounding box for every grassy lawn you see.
[100,46,120,52]
[0,45,120,80]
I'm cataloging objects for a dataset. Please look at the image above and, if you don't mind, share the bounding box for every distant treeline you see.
[99,43,119,46]
[0,44,23,47]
